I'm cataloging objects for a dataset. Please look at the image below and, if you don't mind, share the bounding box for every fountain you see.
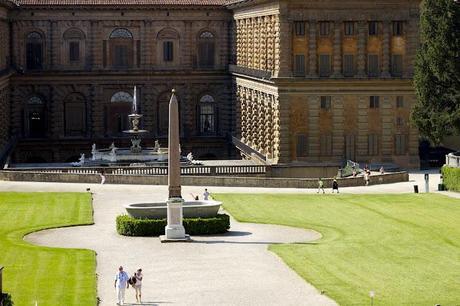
[123,89,222,241]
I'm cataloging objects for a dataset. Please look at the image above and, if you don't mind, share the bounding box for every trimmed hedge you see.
[2,293,14,306]
[442,166,460,192]
[116,214,230,236]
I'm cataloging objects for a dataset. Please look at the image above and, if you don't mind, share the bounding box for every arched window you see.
[109,28,133,68]
[157,28,180,65]
[198,31,215,68]
[26,96,46,138]
[63,28,85,65]
[107,91,133,136]
[199,95,216,135]
[26,32,43,70]
[64,93,86,137]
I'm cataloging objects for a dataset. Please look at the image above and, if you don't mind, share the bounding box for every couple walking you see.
[115,266,143,305]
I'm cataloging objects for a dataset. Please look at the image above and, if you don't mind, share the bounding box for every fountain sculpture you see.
[89,86,168,163]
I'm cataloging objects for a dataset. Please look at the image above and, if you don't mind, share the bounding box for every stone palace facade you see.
[0,0,421,167]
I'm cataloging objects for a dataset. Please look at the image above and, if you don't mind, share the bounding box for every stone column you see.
[332,96,344,160]
[308,21,317,77]
[382,21,391,78]
[332,21,342,78]
[50,20,58,69]
[380,95,393,158]
[357,21,367,77]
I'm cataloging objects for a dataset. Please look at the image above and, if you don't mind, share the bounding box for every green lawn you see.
[0,192,96,306]
[217,193,460,306]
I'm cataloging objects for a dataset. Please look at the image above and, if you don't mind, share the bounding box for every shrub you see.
[2,293,14,306]
[442,166,460,192]
[116,214,230,236]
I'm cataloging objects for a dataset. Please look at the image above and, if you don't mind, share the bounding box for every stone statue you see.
[79,153,85,166]
[153,140,160,152]
[131,138,142,153]
[187,152,194,163]
[91,143,97,161]
[109,146,117,162]
[109,142,115,150]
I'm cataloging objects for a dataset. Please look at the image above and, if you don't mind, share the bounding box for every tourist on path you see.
[134,268,143,303]
[203,188,210,200]
[364,170,370,186]
[317,178,325,194]
[332,179,339,193]
[99,170,106,185]
[114,266,130,305]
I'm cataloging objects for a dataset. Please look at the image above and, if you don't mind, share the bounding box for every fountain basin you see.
[124,200,222,219]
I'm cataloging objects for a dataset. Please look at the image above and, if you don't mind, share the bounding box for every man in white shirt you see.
[203,188,210,201]
[114,266,129,305]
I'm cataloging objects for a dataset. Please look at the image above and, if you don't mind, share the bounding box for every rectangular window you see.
[320,96,332,110]
[396,117,404,127]
[319,54,331,77]
[163,41,174,62]
[368,134,379,156]
[370,96,380,109]
[344,134,356,160]
[395,134,407,155]
[296,134,308,157]
[136,40,141,68]
[368,54,380,77]
[319,22,330,36]
[369,21,379,35]
[69,41,80,62]
[294,54,306,76]
[344,22,355,36]
[396,96,404,108]
[393,21,404,36]
[343,54,355,77]
[320,134,333,156]
[114,45,128,67]
[391,54,403,77]
[294,21,305,36]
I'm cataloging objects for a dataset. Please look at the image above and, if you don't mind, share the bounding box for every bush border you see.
[116,214,230,236]
[442,166,460,192]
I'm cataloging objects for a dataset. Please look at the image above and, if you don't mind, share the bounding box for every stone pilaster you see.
[49,21,58,69]
[357,96,369,157]
[275,95,290,163]
[308,21,317,77]
[332,21,342,78]
[275,16,292,77]
[332,96,344,159]
[380,95,393,158]
[91,85,104,137]
[91,21,103,69]
[308,96,320,159]
[382,21,391,78]
[404,19,418,78]
[357,21,367,77]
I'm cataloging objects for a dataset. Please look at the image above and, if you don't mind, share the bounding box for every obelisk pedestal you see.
[161,89,190,242]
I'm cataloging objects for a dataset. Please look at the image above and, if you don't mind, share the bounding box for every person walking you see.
[364,170,370,186]
[114,266,130,305]
[203,188,210,200]
[99,170,106,185]
[317,178,325,194]
[332,179,339,193]
[133,268,143,304]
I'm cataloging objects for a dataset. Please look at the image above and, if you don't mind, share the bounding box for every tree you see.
[412,0,460,145]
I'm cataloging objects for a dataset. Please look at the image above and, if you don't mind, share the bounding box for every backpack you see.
[128,276,137,285]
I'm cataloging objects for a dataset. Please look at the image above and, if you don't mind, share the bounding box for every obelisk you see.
[163,89,188,241]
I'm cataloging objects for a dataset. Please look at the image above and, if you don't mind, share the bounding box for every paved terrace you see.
[0,171,456,306]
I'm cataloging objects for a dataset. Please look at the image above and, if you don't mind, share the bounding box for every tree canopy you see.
[412,0,460,145]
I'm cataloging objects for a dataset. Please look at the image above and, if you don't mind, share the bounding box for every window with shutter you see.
[320,96,332,110]
[369,21,379,35]
[370,96,380,109]
[343,54,355,77]
[319,54,331,77]
[344,22,355,36]
[368,134,379,156]
[164,41,174,62]
[392,21,404,36]
[114,45,128,67]
[26,32,43,70]
[296,134,308,157]
[294,54,305,76]
[395,134,407,155]
[69,41,80,62]
[368,54,379,77]
[391,54,403,77]
[344,134,356,160]
[320,134,333,156]
[396,96,404,108]
[294,22,305,36]
[319,22,330,36]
